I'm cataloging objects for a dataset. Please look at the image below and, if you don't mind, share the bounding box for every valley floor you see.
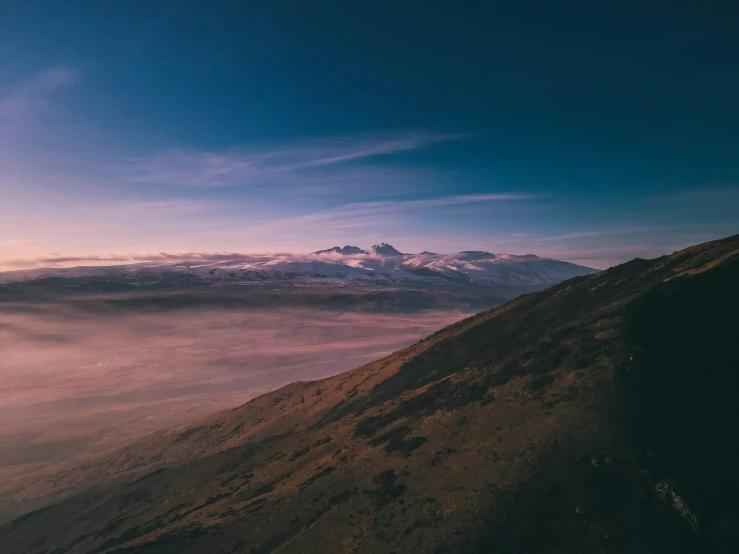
[0,304,468,522]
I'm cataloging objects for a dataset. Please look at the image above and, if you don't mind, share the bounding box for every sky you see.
[1,0,738,270]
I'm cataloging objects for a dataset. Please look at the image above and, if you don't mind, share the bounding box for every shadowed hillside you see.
[2,235,738,553]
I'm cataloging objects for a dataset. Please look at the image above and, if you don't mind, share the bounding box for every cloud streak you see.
[0,239,43,249]
[125,131,468,187]
[0,66,77,129]
[0,252,258,271]
[223,193,537,239]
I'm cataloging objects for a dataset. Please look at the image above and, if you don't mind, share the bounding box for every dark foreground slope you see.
[2,235,738,553]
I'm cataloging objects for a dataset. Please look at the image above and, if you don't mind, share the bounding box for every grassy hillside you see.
[2,235,738,553]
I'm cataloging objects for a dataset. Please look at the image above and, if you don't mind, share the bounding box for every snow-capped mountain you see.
[0,243,597,288]
[365,242,404,256]
[312,245,365,255]
[313,243,403,256]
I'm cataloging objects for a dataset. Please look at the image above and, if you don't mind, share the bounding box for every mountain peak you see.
[313,245,364,255]
[458,250,495,260]
[365,242,403,256]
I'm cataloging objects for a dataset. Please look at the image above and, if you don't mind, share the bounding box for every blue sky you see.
[1,1,738,270]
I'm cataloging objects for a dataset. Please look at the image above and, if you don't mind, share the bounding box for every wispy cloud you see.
[399,193,534,207]
[125,131,468,187]
[0,252,257,271]
[503,225,726,248]
[0,66,78,129]
[118,199,205,212]
[513,227,671,243]
[0,239,43,249]
[238,193,536,234]
[19,255,132,265]
[0,251,336,271]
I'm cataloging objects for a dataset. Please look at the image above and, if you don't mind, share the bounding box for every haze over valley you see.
[0,303,464,517]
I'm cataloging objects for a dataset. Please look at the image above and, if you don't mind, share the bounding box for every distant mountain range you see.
[0,244,596,312]
[0,243,595,288]
[3,235,737,552]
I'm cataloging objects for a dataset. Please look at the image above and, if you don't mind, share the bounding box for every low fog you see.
[0,303,467,490]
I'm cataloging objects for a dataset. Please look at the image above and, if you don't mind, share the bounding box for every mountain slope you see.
[2,235,738,553]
